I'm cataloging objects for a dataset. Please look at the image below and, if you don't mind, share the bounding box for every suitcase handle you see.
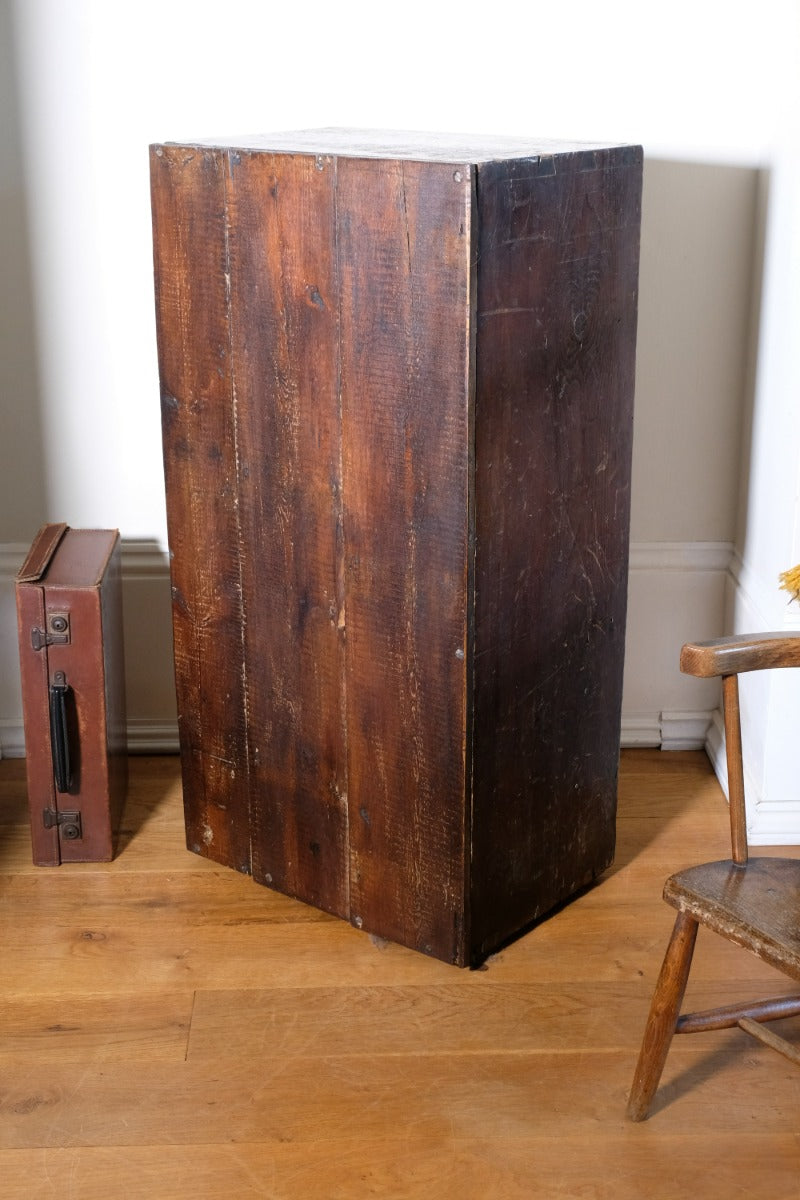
[49,672,73,793]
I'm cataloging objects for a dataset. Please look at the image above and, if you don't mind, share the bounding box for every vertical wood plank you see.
[150,146,251,874]
[721,674,748,865]
[470,148,643,959]
[224,150,348,917]
[337,158,473,963]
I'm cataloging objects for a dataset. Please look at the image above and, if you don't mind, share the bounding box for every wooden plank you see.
[1,868,793,998]
[1,1135,798,1200]
[0,898,789,1001]
[470,147,643,960]
[337,157,473,963]
[187,979,800,1059]
[149,147,251,873]
[224,150,348,917]
[2,1047,799,1152]
[0,995,191,1064]
[0,867,336,922]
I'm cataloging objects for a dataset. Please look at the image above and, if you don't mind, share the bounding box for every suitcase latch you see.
[43,808,82,840]
[31,613,71,651]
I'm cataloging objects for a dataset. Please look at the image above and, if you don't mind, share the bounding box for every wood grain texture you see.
[4,1046,800,1151]
[151,134,641,964]
[721,673,748,864]
[224,149,348,916]
[627,910,698,1120]
[150,146,251,874]
[470,148,643,959]
[337,157,472,963]
[1,1136,799,1200]
[1,751,799,1197]
[665,856,800,974]
[629,631,800,1119]
[681,631,800,677]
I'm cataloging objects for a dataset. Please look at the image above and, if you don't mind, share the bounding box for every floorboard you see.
[1,749,798,1197]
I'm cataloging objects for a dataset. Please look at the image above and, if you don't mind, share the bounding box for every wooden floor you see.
[1,750,799,1198]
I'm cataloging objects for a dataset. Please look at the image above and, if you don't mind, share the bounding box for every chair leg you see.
[627,910,699,1121]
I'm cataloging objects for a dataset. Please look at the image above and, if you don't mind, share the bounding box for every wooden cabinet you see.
[150,129,642,965]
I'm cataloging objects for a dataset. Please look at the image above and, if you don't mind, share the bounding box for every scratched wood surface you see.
[224,150,349,917]
[337,157,472,962]
[150,147,252,874]
[470,148,642,959]
[150,133,641,965]
[1,751,800,1198]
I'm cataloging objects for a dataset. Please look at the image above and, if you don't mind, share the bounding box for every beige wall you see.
[0,0,46,539]
[631,161,760,544]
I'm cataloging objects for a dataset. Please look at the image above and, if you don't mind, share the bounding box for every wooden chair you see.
[627,632,800,1121]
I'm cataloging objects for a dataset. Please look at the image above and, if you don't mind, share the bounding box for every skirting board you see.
[0,718,179,758]
[705,710,800,845]
[703,642,800,851]
[2,716,689,758]
[2,715,702,757]
[0,537,731,759]
[622,710,715,751]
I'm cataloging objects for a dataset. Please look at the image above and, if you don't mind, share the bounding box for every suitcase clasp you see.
[31,612,71,651]
[43,808,82,840]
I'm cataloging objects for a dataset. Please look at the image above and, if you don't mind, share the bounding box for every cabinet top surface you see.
[156,127,639,164]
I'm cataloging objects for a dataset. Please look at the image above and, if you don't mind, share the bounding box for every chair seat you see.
[665,857,800,979]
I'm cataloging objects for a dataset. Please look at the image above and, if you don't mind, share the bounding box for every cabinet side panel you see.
[225,151,349,918]
[338,158,472,963]
[150,146,251,873]
[471,148,643,959]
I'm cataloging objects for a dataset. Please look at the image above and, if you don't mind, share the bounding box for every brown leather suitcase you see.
[16,524,127,864]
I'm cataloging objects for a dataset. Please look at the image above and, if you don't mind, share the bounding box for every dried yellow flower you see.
[778,564,800,603]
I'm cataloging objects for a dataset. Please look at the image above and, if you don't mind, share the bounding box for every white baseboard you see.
[0,719,179,758]
[621,710,715,751]
[628,541,733,573]
[4,714,704,757]
[704,693,800,846]
[746,803,800,845]
[126,719,179,754]
[620,715,662,748]
[0,720,25,759]
[659,710,715,751]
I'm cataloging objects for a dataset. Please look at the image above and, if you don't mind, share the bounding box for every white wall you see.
[723,130,800,842]
[1,0,799,836]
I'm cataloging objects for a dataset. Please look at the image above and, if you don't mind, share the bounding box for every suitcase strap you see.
[49,672,73,793]
[17,523,69,583]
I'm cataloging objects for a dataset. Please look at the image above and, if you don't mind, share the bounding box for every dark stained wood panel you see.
[470,148,643,959]
[223,150,348,917]
[337,159,473,963]
[150,146,251,873]
[151,132,642,966]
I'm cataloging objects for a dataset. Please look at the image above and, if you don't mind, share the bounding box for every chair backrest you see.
[680,634,800,865]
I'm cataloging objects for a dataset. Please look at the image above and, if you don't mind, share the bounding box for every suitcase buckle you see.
[31,612,71,651]
[43,808,82,840]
